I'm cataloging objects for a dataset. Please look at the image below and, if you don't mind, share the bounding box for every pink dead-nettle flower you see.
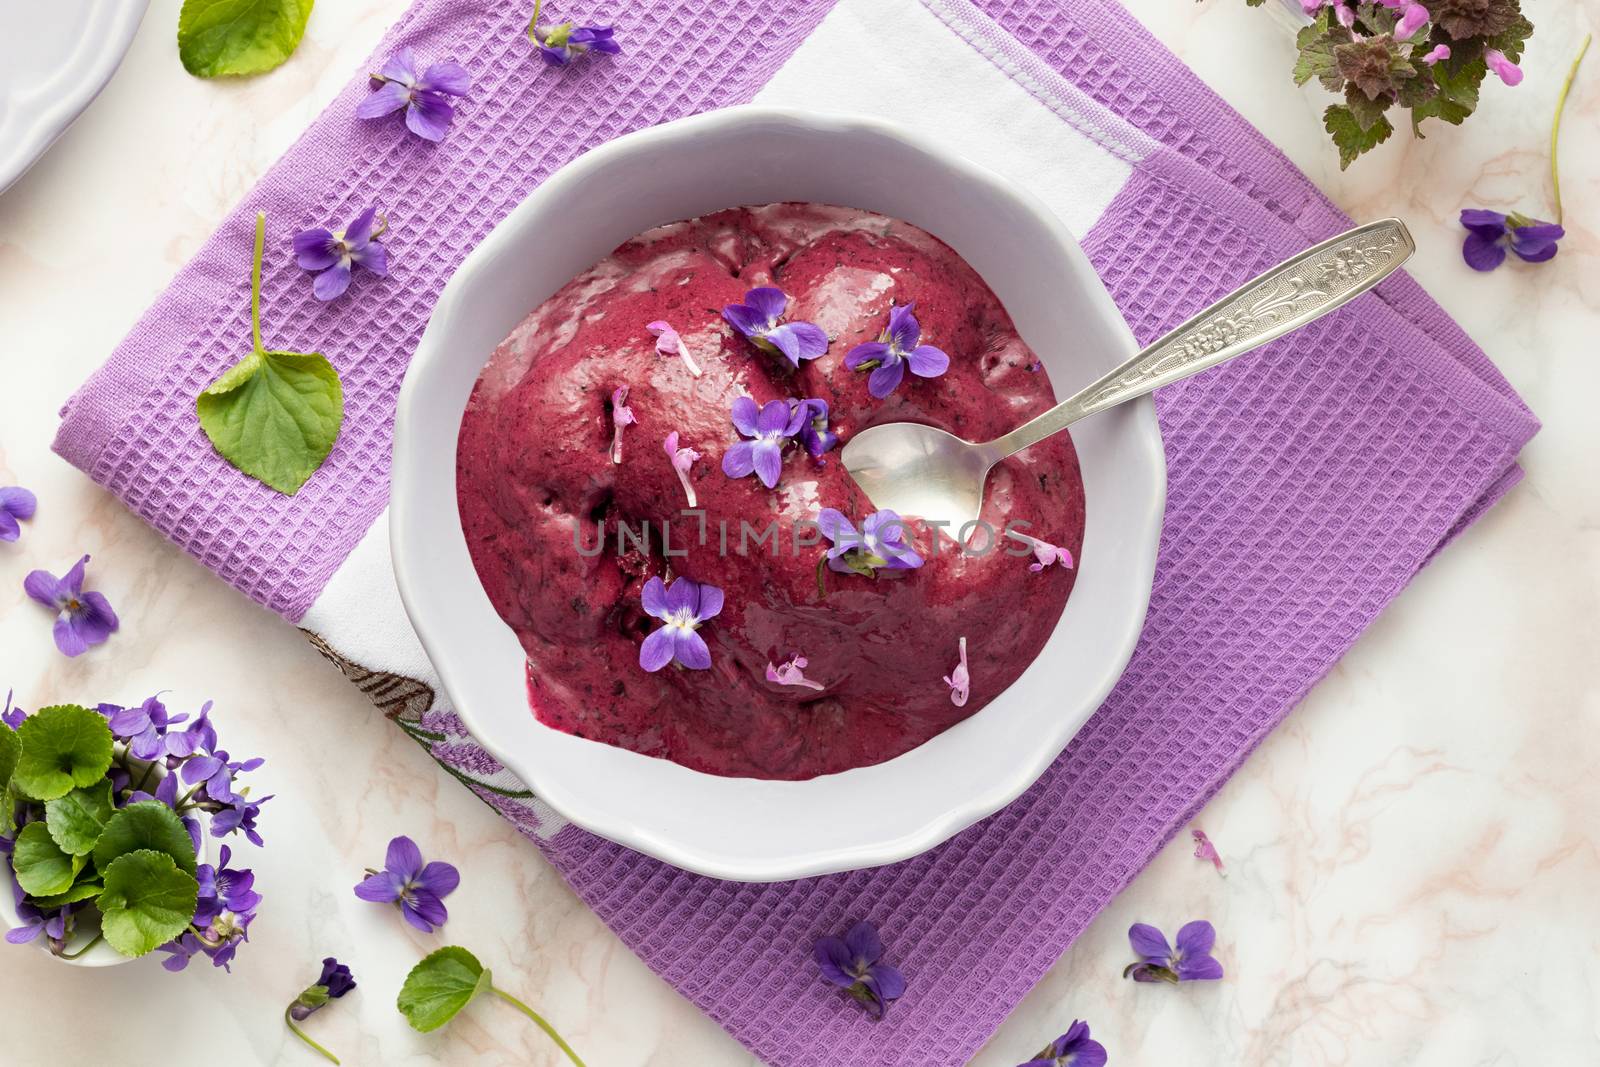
[1011,532,1075,572]
[664,431,700,508]
[610,385,636,465]
[766,654,825,691]
[1421,43,1451,66]
[647,320,702,377]
[1485,48,1524,86]
[943,636,970,707]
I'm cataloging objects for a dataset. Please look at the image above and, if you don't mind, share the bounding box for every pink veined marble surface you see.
[1,0,1597,1064]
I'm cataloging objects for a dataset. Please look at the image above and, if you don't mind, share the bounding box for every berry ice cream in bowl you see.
[392,107,1164,881]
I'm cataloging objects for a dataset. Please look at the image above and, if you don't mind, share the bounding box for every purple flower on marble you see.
[664,431,700,508]
[1124,920,1225,983]
[194,845,262,926]
[1459,209,1564,272]
[354,835,460,932]
[765,654,825,691]
[648,320,702,376]
[527,2,621,66]
[0,486,37,542]
[23,554,119,657]
[1011,532,1075,573]
[1420,43,1451,65]
[793,397,838,459]
[844,303,950,399]
[355,48,471,142]
[638,576,723,672]
[722,396,806,489]
[107,694,189,761]
[1485,47,1523,86]
[814,920,906,1021]
[943,636,970,708]
[722,287,829,367]
[1018,1019,1107,1067]
[817,508,923,576]
[610,384,636,465]
[290,957,357,1021]
[292,206,389,302]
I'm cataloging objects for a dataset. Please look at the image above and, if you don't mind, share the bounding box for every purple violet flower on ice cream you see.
[814,920,907,1021]
[817,509,923,576]
[23,554,118,657]
[0,486,37,542]
[844,302,950,399]
[1124,920,1225,983]
[722,396,806,489]
[292,206,389,302]
[793,397,838,458]
[354,835,460,932]
[1017,1020,1108,1067]
[722,287,829,367]
[638,576,723,672]
[356,48,470,142]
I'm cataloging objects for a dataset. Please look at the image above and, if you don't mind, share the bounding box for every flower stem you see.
[284,1006,341,1065]
[132,759,158,794]
[173,783,204,811]
[489,985,586,1067]
[251,212,266,354]
[59,933,104,960]
[1551,34,1591,225]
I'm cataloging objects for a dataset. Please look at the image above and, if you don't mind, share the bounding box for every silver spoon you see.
[841,218,1415,529]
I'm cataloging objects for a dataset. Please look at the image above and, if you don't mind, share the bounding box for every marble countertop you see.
[2,0,1596,1063]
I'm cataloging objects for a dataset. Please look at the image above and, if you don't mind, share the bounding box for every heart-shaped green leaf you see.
[177,0,315,78]
[32,881,106,909]
[0,721,18,795]
[93,801,198,877]
[97,850,199,958]
[197,348,344,494]
[45,779,116,855]
[12,822,86,896]
[11,705,114,801]
[397,946,492,1033]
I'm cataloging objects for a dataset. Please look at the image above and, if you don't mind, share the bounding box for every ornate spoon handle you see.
[981,218,1415,463]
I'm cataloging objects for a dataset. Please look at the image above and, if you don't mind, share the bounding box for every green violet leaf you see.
[11,704,114,801]
[45,779,116,856]
[32,881,106,909]
[93,800,198,877]
[196,212,344,495]
[13,822,86,896]
[397,946,492,1033]
[98,850,200,958]
[0,721,18,796]
[177,0,315,78]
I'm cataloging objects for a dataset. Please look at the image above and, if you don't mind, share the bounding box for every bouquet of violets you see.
[0,693,267,968]
[1252,0,1534,167]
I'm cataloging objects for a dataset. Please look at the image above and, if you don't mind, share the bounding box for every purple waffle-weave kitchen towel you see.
[54,0,1537,1063]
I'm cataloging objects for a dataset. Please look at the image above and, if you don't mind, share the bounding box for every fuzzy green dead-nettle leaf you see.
[178,0,315,78]
[196,212,344,495]
[1325,103,1395,169]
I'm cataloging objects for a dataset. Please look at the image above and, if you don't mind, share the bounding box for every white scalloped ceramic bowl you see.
[392,107,1164,881]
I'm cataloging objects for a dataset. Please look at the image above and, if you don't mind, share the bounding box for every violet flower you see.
[196,908,254,972]
[183,746,265,806]
[817,508,923,576]
[664,432,700,508]
[0,486,36,542]
[292,206,389,302]
[648,320,702,376]
[943,636,970,708]
[5,882,66,948]
[638,575,723,672]
[210,793,271,847]
[1011,532,1075,572]
[158,931,206,972]
[527,1,621,66]
[290,957,357,1021]
[1018,1020,1107,1067]
[1,690,24,730]
[844,303,950,399]
[194,845,262,926]
[1485,47,1523,86]
[355,48,471,142]
[23,554,118,657]
[765,654,825,691]
[814,920,906,1021]
[722,287,829,367]
[354,835,460,932]
[108,694,189,761]
[1124,920,1224,983]
[794,397,838,458]
[722,396,806,489]
[1459,210,1564,272]
[610,385,635,465]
